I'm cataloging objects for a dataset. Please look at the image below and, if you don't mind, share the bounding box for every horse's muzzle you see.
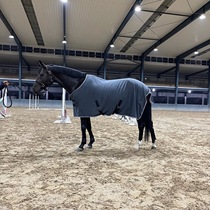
[32,85,43,95]
[32,86,39,95]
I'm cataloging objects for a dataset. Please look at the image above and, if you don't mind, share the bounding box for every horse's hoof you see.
[76,147,84,152]
[151,145,157,149]
[87,145,92,149]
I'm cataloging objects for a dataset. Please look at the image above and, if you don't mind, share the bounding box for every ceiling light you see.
[154,48,158,52]
[199,14,206,20]
[62,40,67,44]
[110,44,115,48]
[60,0,68,3]
[194,51,199,55]
[9,35,14,39]
[135,5,141,12]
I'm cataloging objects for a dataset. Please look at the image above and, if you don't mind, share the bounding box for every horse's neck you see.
[53,73,84,94]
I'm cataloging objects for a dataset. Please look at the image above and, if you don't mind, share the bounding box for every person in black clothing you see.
[137,93,156,149]
[0,81,9,90]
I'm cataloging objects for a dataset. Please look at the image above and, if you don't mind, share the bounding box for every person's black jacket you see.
[0,82,6,91]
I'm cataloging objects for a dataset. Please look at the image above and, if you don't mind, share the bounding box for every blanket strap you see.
[95,100,122,115]
[95,100,105,115]
[113,100,122,114]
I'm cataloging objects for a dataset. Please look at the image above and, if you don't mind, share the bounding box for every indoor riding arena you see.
[0,0,210,210]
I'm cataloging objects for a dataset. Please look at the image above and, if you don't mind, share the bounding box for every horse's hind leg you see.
[86,118,95,149]
[137,119,144,150]
[150,122,156,149]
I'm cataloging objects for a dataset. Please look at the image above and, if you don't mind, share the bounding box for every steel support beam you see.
[140,57,144,82]
[176,39,210,61]
[157,66,175,78]
[174,60,180,105]
[142,1,210,57]
[125,57,144,79]
[63,3,67,67]
[191,48,210,58]
[126,64,141,77]
[185,68,209,80]
[0,10,30,70]
[21,0,44,45]
[60,2,68,121]
[97,0,142,75]
[141,9,189,17]
[118,35,158,41]
[103,55,107,79]
[18,48,22,101]
[122,0,175,53]
[208,60,210,108]
[0,10,21,46]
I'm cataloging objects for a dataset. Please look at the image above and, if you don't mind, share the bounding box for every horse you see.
[32,60,157,151]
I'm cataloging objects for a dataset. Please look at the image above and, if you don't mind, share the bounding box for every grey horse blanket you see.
[70,75,151,119]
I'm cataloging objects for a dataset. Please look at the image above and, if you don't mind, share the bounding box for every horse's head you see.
[33,60,54,94]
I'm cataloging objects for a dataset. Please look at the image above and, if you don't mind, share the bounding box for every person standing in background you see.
[0,81,9,90]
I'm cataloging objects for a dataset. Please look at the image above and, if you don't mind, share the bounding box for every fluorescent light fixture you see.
[194,51,199,55]
[154,48,158,52]
[110,44,115,48]
[188,90,192,93]
[199,14,206,20]
[9,35,14,39]
[62,40,67,44]
[135,5,141,12]
[60,0,68,3]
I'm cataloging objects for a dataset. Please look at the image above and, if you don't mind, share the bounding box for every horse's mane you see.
[47,65,86,78]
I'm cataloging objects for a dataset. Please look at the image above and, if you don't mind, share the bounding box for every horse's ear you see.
[37,60,47,69]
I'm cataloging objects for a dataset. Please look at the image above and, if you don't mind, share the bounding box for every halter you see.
[35,68,54,90]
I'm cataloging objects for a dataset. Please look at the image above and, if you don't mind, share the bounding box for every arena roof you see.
[0,0,210,82]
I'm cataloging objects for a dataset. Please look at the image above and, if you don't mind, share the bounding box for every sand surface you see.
[0,108,209,210]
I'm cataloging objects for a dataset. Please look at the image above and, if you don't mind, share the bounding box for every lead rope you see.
[2,86,12,108]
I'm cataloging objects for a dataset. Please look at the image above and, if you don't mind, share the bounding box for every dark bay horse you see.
[33,61,156,151]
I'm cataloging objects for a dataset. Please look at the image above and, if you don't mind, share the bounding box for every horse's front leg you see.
[86,118,95,149]
[78,117,88,151]
[78,118,95,151]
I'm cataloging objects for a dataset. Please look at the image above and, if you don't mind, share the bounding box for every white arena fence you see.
[4,99,210,112]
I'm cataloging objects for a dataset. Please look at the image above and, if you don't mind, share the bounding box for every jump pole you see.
[54,3,70,124]
[34,94,37,109]
[34,94,39,109]
[28,94,39,109]
[54,88,71,124]
[28,94,31,109]
[61,88,66,120]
